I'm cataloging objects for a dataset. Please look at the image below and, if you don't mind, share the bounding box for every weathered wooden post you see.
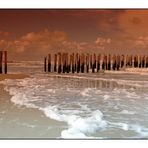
[134,55,137,67]
[107,54,111,70]
[100,54,103,71]
[58,53,62,73]
[0,51,3,74]
[116,55,120,70]
[4,51,7,74]
[80,53,85,73]
[76,53,80,73]
[112,55,116,70]
[111,54,113,70]
[44,56,47,72]
[132,55,134,68]
[104,55,107,70]
[146,56,148,68]
[102,54,105,70]
[54,54,57,72]
[97,54,101,72]
[144,55,147,68]
[124,55,127,68]
[142,55,145,68]
[121,55,124,68]
[72,53,75,73]
[138,55,140,68]
[90,54,92,69]
[92,53,96,73]
[62,53,65,73]
[48,54,51,72]
[65,53,69,73]
[86,53,89,73]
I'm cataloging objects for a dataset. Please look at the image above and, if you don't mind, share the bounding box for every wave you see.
[1,73,148,138]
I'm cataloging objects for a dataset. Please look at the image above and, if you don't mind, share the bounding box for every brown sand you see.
[0,74,29,81]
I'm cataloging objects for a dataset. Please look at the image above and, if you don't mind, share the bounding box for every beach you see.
[0,74,67,138]
[1,62,148,139]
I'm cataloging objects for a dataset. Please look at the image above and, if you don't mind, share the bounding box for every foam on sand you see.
[1,73,148,138]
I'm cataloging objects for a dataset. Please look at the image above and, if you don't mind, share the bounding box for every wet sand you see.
[0,74,66,138]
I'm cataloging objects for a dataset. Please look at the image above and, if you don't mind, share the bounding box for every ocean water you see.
[1,61,148,139]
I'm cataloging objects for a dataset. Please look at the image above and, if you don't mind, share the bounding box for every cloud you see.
[0,29,111,60]
[117,10,148,37]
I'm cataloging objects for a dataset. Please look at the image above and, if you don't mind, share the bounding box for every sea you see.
[1,61,148,139]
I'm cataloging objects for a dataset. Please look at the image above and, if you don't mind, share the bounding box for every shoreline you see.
[0,73,67,138]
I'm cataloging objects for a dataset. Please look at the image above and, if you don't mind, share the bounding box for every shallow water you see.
[1,61,148,139]
[1,72,148,138]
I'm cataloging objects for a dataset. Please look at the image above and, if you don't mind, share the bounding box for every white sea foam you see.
[120,110,136,115]
[1,73,148,138]
[80,88,91,97]
[103,95,110,100]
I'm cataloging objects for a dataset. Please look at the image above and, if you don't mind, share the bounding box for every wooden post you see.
[132,55,134,68]
[108,54,111,70]
[90,54,92,69]
[121,55,124,68]
[48,54,51,72]
[44,56,47,72]
[72,53,75,73]
[124,55,127,68]
[80,53,85,73]
[116,55,120,70]
[92,53,96,73]
[0,51,3,74]
[62,53,66,73]
[104,55,107,70]
[86,53,89,73]
[97,54,101,72]
[54,54,57,72]
[144,55,146,68]
[58,53,62,73]
[142,55,145,68]
[102,54,105,70]
[65,53,69,73]
[77,54,80,73]
[4,51,7,74]
[111,55,113,70]
[146,56,148,68]
[100,54,103,71]
[138,55,140,68]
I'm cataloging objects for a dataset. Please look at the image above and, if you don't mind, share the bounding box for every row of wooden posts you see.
[0,51,7,74]
[44,53,148,73]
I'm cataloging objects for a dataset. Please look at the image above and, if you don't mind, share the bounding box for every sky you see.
[0,9,148,61]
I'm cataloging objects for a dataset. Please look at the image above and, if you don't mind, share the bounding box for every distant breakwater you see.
[44,53,148,73]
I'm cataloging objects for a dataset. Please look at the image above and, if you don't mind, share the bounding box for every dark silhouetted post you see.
[72,53,75,73]
[86,53,89,73]
[97,54,101,72]
[4,51,7,74]
[80,53,85,73]
[0,51,2,74]
[121,55,124,68]
[44,57,47,72]
[54,54,57,72]
[116,55,120,70]
[146,56,148,68]
[58,53,62,73]
[108,54,111,70]
[48,54,51,72]
[92,53,96,73]
[90,54,92,69]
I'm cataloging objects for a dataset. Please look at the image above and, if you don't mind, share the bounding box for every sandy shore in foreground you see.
[0,74,66,138]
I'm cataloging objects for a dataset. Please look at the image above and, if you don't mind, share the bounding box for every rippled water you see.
[1,70,148,138]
